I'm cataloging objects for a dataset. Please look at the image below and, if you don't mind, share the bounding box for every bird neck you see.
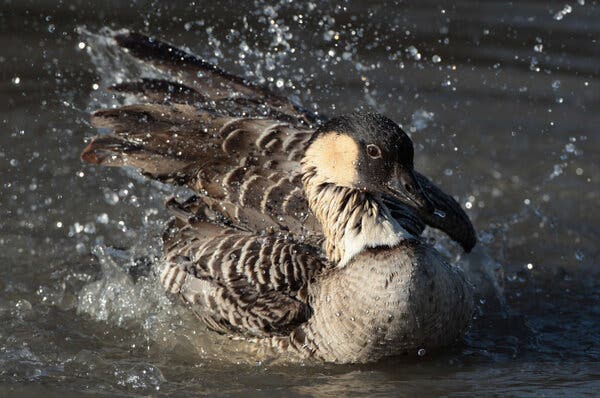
[301,165,410,266]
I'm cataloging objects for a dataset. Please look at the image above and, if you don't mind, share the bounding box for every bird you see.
[80,31,476,364]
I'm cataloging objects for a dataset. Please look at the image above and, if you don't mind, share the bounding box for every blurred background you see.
[1,0,599,396]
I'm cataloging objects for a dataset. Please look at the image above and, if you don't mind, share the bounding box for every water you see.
[1,0,599,396]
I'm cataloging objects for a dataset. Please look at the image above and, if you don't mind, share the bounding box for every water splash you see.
[77,245,168,327]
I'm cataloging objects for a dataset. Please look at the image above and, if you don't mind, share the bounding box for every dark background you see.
[1,1,599,396]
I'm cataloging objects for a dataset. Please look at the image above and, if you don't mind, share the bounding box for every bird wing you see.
[110,31,319,125]
[81,31,324,244]
[160,196,328,337]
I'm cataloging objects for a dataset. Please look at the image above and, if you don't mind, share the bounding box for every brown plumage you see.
[81,31,476,363]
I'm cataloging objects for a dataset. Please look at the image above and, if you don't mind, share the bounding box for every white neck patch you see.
[338,200,413,267]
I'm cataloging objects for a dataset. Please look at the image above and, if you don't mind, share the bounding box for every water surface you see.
[1,0,599,396]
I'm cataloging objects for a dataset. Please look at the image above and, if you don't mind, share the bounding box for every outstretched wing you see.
[81,31,324,243]
[160,197,328,337]
[111,31,319,125]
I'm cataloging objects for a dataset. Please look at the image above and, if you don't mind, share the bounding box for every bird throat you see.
[301,165,410,266]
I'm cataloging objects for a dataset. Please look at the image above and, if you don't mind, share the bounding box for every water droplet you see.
[417,348,426,356]
[550,164,564,179]
[406,45,421,60]
[565,143,575,153]
[84,222,96,234]
[14,299,32,314]
[432,54,441,63]
[411,109,434,131]
[104,192,119,205]
[76,242,87,254]
[73,222,84,234]
[96,213,109,224]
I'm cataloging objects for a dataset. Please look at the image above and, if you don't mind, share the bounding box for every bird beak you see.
[385,168,477,253]
[386,167,435,215]
[414,172,477,252]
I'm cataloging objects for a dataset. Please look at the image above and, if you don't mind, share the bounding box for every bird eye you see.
[366,144,382,159]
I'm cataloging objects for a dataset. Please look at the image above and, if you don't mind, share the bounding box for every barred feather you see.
[83,104,323,244]
[161,197,327,337]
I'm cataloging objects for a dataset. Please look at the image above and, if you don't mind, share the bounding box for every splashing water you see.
[75,24,510,350]
[1,1,599,396]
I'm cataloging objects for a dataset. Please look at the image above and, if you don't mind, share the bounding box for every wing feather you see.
[113,31,318,124]
[82,100,322,242]
[82,32,323,239]
[161,197,328,337]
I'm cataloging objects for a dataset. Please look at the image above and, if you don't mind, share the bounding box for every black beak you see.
[383,168,477,253]
[413,172,477,252]
[386,167,435,215]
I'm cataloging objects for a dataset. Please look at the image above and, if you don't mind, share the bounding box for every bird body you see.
[81,31,476,363]
[282,242,473,362]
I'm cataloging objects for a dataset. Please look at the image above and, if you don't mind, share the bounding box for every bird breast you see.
[299,240,474,363]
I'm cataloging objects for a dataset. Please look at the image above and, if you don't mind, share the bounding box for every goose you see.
[80,31,476,364]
